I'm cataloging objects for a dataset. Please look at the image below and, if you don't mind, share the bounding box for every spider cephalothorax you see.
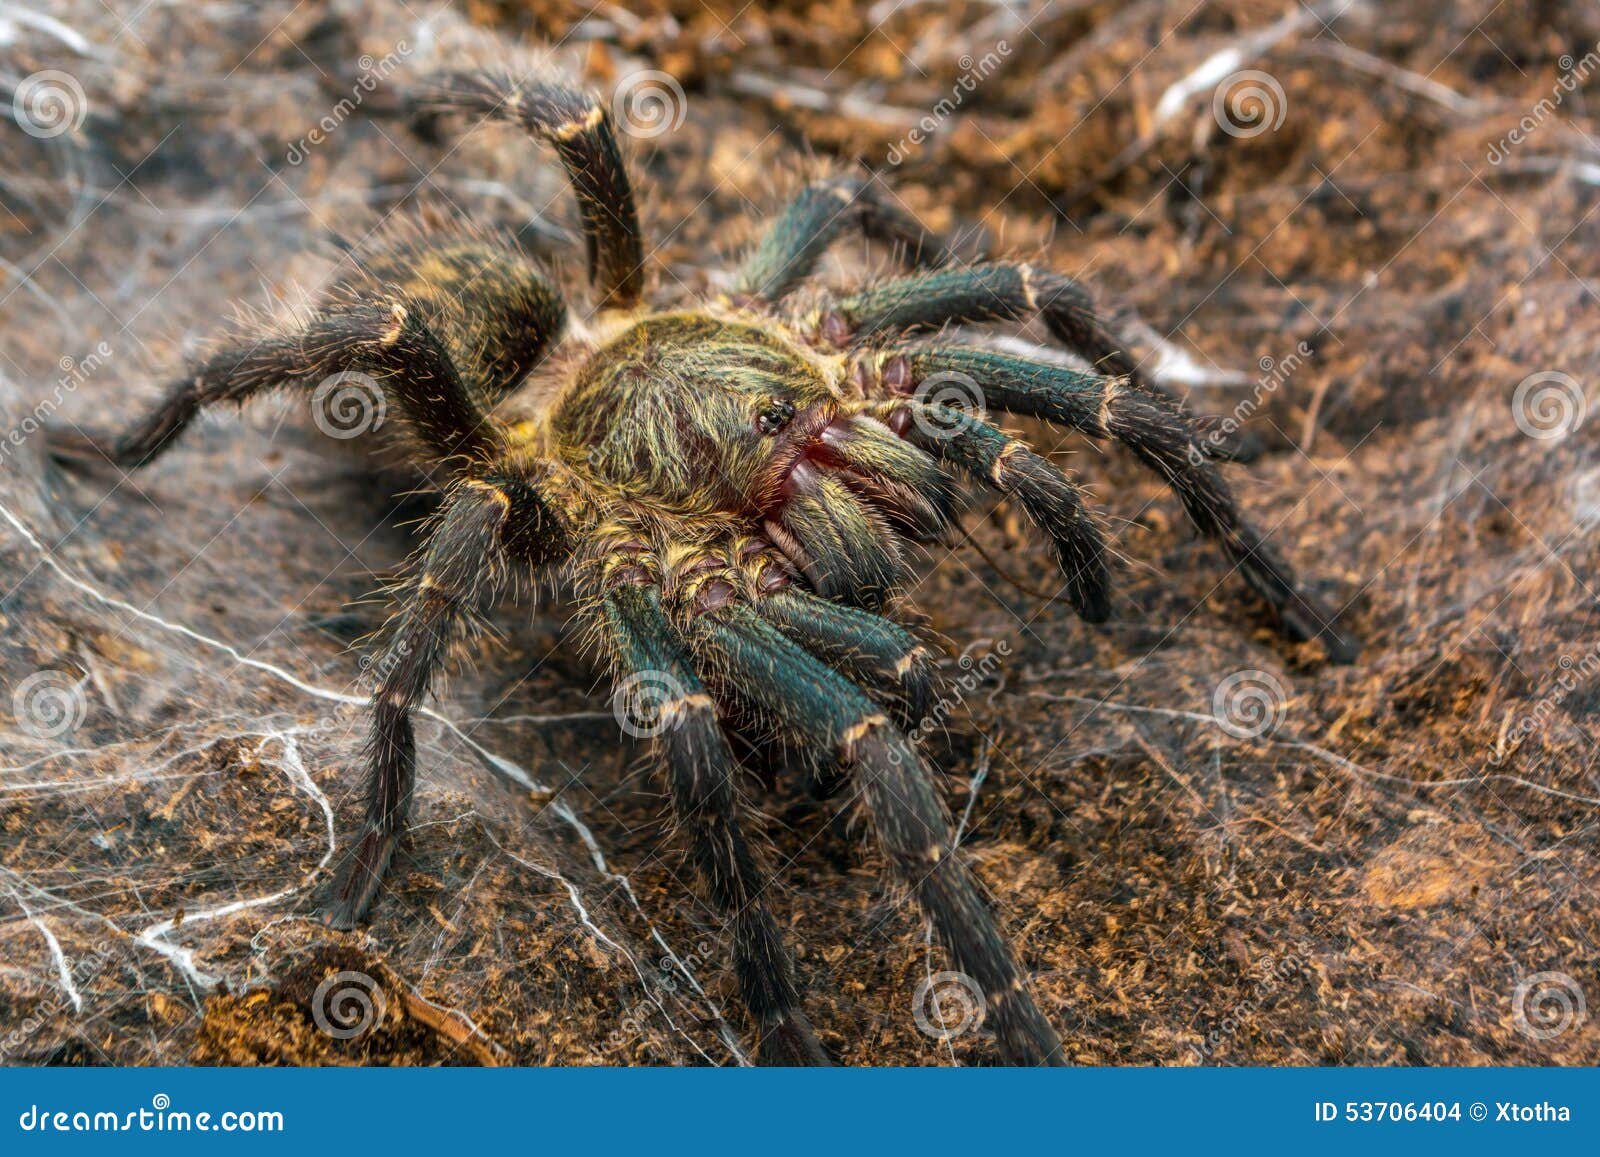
[50,68,1358,1066]
[551,311,957,608]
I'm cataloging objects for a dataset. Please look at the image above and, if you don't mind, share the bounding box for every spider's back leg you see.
[51,232,566,473]
[402,72,644,310]
[332,227,568,414]
[326,468,571,929]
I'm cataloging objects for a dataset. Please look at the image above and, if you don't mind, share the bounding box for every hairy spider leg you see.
[406,72,645,310]
[757,587,938,799]
[828,262,1259,461]
[39,58,1368,1065]
[877,401,1113,624]
[691,605,1065,1066]
[734,173,963,302]
[325,471,570,929]
[604,583,828,1065]
[890,348,1360,662]
[758,588,936,728]
[50,242,566,472]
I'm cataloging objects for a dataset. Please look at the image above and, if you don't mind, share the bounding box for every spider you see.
[49,68,1358,1066]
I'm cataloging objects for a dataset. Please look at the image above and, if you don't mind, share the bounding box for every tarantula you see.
[50,69,1358,1065]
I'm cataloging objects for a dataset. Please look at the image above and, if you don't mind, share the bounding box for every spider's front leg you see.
[859,348,1359,661]
[599,536,1065,1066]
[733,173,966,303]
[402,71,644,310]
[822,261,1258,461]
[602,577,827,1066]
[869,390,1114,623]
[324,468,570,929]
[692,601,1065,1066]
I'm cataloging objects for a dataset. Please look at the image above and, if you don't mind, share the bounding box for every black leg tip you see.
[1316,625,1361,666]
[991,1001,1069,1067]
[1073,586,1113,624]
[320,904,362,933]
[756,1013,831,1066]
[321,829,398,929]
[1278,591,1360,665]
[1060,559,1112,624]
[43,425,121,474]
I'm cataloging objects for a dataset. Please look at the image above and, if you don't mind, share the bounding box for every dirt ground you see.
[1,0,1597,1067]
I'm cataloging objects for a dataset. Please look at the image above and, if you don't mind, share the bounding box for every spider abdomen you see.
[335,237,567,411]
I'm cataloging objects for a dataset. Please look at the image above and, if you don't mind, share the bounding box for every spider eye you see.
[756,397,796,436]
